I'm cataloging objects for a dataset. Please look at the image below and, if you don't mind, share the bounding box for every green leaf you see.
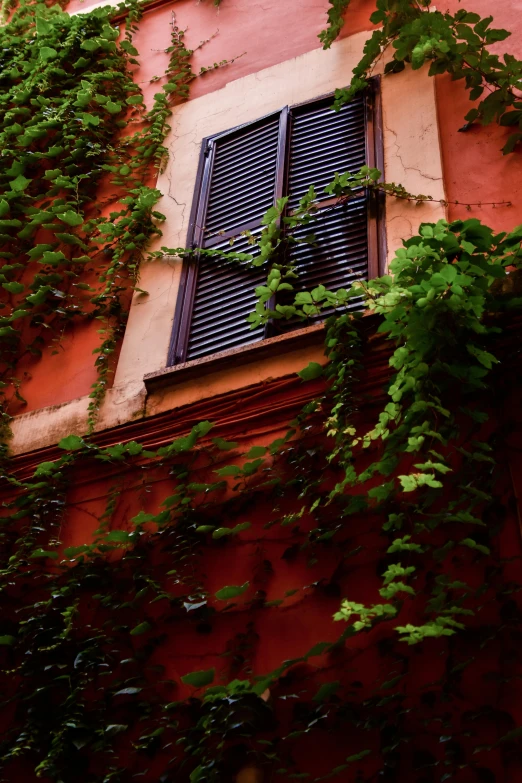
[313,680,340,701]
[42,251,66,265]
[81,113,100,127]
[30,549,58,559]
[10,175,31,192]
[81,39,100,52]
[193,420,214,437]
[55,232,84,247]
[215,582,250,601]
[120,40,139,55]
[466,344,499,369]
[0,326,18,338]
[461,537,490,555]
[212,437,239,451]
[214,464,241,477]
[298,362,324,381]
[380,674,405,690]
[212,527,233,539]
[244,445,267,459]
[231,521,251,534]
[2,281,24,294]
[40,46,58,61]
[35,15,53,35]
[368,481,395,501]
[58,211,83,227]
[105,530,132,543]
[34,461,58,477]
[58,434,85,451]
[105,724,128,735]
[27,244,53,260]
[0,635,16,645]
[63,545,90,558]
[399,475,417,492]
[130,621,151,636]
[305,641,331,657]
[190,766,204,783]
[243,458,264,476]
[181,668,215,688]
[195,525,215,534]
[26,286,51,305]
[500,726,522,743]
[345,750,371,763]
[105,100,122,114]
[130,510,167,526]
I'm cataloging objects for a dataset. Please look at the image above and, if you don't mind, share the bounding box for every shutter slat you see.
[290,100,363,127]
[290,137,366,163]
[211,147,279,183]
[291,108,364,136]
[203,116,279,241]
[288,96,366,209]
[291,115,365,143]
[213,118,280,158]
[205,188,276,234]
[213,135,279,168]
[291,114,365,143]
[290,138,366,164]
[189,306,261,342]
[204,184,276,235]
[186,231,266,361]
[188,332,262,361]
[195,272,262,300]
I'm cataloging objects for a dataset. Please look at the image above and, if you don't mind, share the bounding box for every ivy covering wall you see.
[1,0,522,781]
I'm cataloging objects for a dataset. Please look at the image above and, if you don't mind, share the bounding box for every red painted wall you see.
[3,353,522,781]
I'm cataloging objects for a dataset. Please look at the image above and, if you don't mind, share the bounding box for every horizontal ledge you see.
[144,322,326,391]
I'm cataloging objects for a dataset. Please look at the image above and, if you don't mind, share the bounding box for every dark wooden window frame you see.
[168,76,385,367]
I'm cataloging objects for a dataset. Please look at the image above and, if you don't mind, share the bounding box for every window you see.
[168,81,384,366]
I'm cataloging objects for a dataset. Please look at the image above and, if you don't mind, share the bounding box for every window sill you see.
[144,323,326,392]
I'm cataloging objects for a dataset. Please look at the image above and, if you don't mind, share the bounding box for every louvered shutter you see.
[172,113,284,364]
[170,85,381,366]
[276,92,369,328]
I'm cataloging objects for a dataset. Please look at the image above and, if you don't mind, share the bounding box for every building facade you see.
[1,0,522,781]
